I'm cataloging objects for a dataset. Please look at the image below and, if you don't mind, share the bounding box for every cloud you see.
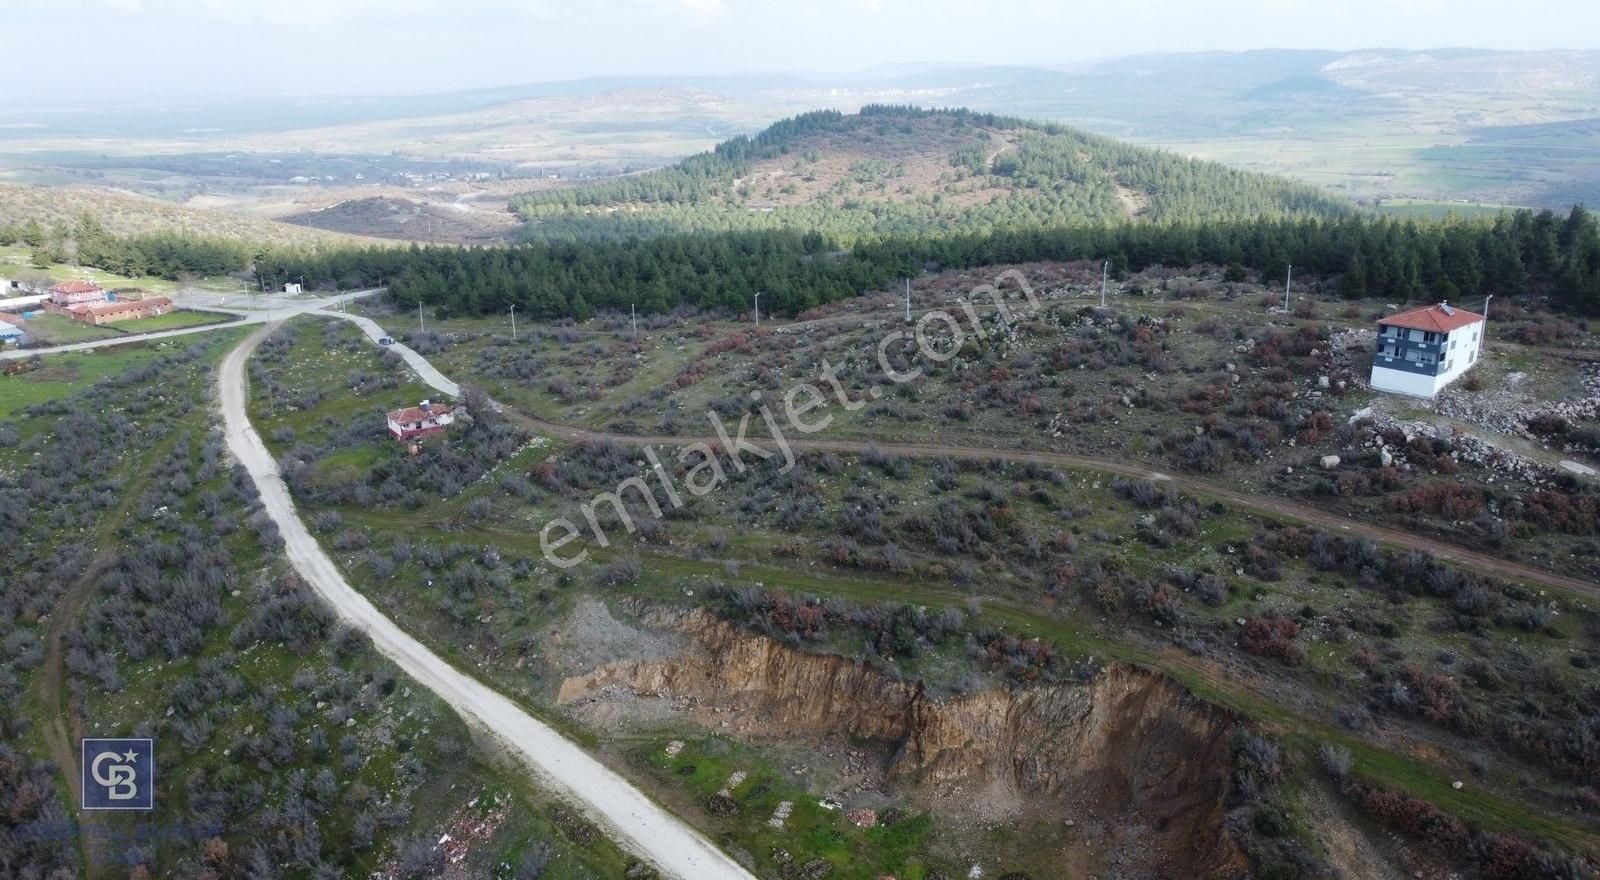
[673,0,726,17]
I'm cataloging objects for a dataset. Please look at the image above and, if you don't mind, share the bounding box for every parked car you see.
[378,336,394,346]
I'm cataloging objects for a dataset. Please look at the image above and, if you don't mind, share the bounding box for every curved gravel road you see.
[218,323,754,880]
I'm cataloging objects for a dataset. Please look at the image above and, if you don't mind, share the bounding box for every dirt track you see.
[219,322,755,880]
[506,416,1600,598]
[316,307,1599,600]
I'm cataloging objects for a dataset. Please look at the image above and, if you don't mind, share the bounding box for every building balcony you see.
[1372,353,1444,376]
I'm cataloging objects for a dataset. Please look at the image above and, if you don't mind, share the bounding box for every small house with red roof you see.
[1370,301,1485,398]
[386,400,454,441]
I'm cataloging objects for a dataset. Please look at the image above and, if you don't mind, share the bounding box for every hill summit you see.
[512,105,1350,241]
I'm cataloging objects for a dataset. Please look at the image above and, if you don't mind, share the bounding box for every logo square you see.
[82,738,154,811]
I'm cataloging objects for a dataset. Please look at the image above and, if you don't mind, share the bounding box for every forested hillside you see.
[509,105,1352,241]
[375,207,1600,318]
[11,203,1598,320]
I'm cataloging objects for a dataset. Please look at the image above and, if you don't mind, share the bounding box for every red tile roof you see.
[78,296,171,316]
[1379,302,1485,333]
[387,403,453,424]
[50,280,102,294]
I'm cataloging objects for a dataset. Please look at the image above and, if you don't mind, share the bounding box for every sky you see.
[4,0,1600,99]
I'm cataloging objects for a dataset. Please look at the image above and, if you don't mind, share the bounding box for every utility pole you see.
[1100,261,1108,307]
[1283,264,1293,311]
[419,301,425,333]
[509,304,517,342]
[753,292,761,329]
[904,277,912,322]
[631,304,638,339]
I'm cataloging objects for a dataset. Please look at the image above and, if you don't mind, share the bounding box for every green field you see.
[0,329,250,420]
[13,312,123,344]
[1374,198,1527,219]
[116,307,236,333]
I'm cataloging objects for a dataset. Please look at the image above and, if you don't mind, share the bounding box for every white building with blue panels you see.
[1370,302,1486,398]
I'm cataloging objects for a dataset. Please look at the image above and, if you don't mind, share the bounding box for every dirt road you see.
[319,310,1600,601]
[217,324,754,880]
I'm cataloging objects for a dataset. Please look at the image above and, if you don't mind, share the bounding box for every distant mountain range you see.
[2,48,1596,234]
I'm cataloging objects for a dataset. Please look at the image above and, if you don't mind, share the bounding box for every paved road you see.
[1,290,380,361]
[316,309,1600,602]
[217,323,753,880]
[311,308,460,395]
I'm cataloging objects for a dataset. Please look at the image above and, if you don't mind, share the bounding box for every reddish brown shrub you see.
[1239,614,1305,665]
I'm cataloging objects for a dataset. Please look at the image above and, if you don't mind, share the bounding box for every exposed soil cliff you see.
[558,612,1246,875]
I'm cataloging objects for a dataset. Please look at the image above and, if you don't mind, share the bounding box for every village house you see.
[47,279,109,308]
[1369,301,1486,398]
[0,319,24,346]
[68,296,175,326]
[386,400,454,441]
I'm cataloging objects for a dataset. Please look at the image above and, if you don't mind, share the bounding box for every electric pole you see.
[419,301,425,333]
[1100,261,1108,307]
[904,277,912,322]
[753,292,761,329]
[510,304,517,342]
[631,303,638,339]
[1283,264,1293,311]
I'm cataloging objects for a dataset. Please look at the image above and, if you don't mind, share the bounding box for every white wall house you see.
[386,400,455,441]
[1369,302,1486,398]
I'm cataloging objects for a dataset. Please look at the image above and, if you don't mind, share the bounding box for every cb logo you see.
[82,738,153,811]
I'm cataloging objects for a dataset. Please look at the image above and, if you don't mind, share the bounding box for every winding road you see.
[10,281,1584,874]
[217,318,755,880]
[25,291,1597,875]
[316,307,1600,601]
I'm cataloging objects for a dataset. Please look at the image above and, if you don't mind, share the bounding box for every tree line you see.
[377,207,1600,318]
[5,206,1598,317]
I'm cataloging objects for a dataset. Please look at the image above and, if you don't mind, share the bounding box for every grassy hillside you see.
[511,105,1351,241]
[0,182,385,249]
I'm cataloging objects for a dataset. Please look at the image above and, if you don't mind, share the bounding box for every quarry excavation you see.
[560,612,1246,876]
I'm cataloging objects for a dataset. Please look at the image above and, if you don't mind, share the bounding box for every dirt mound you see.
[558,612,1244,875]
[282,195,516,243]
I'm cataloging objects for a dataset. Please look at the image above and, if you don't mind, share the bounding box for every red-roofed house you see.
[48,279,108,307]
[386,400,454,441]
[1370,301,1486,397]
[68,296,174,325]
